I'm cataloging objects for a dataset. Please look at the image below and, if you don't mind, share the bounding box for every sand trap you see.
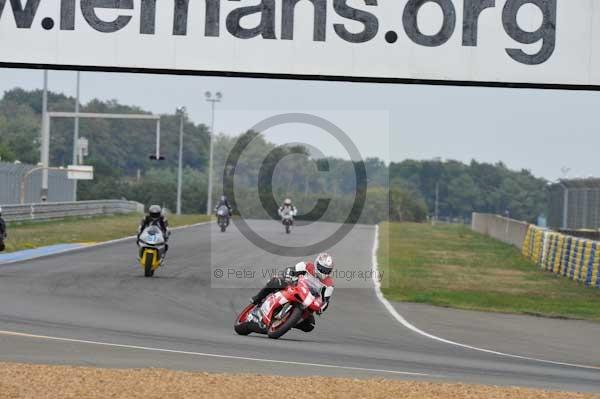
[0,363,597,399]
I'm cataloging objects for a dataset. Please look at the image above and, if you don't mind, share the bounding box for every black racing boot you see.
[252,290,268,305]
[294,315,315,332]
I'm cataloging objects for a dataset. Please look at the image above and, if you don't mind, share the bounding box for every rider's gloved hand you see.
[284,266,301,282]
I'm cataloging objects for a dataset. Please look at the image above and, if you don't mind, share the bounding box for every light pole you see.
[72,71,81,201]
[205,91,222,215]
[176,107,186,215]
[40,70,49,202]
[434,181,439,225]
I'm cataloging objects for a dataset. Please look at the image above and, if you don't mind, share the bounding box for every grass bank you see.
[4,213,210,253]
[379,222,600,321]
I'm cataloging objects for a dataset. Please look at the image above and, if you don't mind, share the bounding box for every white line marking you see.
[371,224,600,371]
[0,330,431,377]
[0,221,211,265]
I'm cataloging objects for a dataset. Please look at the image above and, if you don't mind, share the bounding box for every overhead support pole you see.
[156,119,162,160]
[40,112,50,202]
[72,71,81,201]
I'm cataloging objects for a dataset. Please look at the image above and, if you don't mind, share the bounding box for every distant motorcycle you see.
[234,274,324,339]
[280,208,294,234]
[137,226,167,277]
[216,205,230,233]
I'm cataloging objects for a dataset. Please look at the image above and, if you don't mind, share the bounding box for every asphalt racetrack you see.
[0,221,598,392]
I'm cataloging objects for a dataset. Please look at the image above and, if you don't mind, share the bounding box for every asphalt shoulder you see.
[391,301,600,367]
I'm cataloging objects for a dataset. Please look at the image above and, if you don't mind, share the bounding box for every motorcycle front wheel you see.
[234,304,258,336]
[267,306,303,339]
[144,252,155,277]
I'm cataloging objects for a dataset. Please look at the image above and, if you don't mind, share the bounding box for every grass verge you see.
[4,213,211,253]
[379,222,600,321]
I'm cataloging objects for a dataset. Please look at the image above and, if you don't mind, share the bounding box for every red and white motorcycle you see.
[234,274,324,339]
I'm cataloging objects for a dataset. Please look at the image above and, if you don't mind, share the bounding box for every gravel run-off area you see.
[0,363,598,399]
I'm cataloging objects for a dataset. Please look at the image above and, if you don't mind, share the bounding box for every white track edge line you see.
[0,330,431,377]
[371,224,600,371]
[0,221,212,266]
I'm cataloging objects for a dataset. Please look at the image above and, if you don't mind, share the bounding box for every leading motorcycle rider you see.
[252,253,335,332]
[278,198,297,217]
[137,205,170,253]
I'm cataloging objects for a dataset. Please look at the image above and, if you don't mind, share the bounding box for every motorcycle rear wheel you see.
[267,306,303,339]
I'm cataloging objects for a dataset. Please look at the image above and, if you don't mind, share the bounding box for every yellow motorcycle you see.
[137,226,167,277]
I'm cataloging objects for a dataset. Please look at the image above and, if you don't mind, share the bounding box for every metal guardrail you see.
[2,200,144,223]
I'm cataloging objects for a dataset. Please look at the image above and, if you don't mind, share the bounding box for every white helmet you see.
[283,198,292,206]
[314,253,334,279]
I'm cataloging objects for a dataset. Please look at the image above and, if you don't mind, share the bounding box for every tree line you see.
[0,88,547,223]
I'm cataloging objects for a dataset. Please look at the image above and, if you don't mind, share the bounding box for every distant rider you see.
[251,253,335,332]
[215,195,232,216]
[138,205,170,253]
[0,207,6,252]
[278,198,297,219]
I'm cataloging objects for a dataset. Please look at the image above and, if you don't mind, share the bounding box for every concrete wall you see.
[471,213,530,249]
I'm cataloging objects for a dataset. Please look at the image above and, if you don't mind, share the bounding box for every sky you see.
[0,67,598,181]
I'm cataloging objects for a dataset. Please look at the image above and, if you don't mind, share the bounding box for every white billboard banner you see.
[0,0,596,88]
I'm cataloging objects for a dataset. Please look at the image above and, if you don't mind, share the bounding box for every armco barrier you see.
[521,225,600,288]
[2,200,144,223]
